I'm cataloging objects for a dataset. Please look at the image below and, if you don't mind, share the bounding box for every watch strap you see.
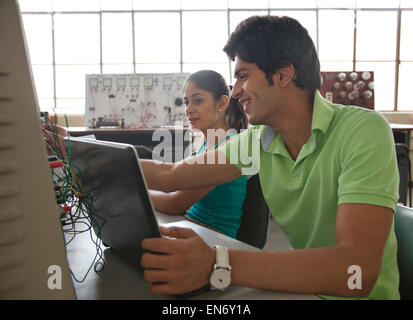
[214,245,230,269]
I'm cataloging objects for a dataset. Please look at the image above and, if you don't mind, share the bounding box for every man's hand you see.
[141,226,215,295]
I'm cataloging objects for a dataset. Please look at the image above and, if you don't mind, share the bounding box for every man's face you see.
[232,57,276,126]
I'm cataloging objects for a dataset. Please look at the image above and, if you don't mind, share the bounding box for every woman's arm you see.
[43,125,68,157]
[149,186,214,215]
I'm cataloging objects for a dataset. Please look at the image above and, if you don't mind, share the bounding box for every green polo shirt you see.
[220,90,400,300]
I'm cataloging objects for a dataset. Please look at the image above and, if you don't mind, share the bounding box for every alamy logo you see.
[152,125,261,175]
[47,265,62,290]
[347,265,362,290]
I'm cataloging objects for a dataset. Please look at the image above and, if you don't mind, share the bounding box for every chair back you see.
[395,204,413,300]
[395,143,411,206]
[237,174,269,249]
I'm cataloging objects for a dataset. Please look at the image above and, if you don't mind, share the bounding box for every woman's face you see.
[184,81,223,132]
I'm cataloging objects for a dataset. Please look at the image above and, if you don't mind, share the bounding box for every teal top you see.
[186,135,248,239]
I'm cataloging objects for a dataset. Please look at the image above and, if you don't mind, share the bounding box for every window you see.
[182,11,228,64]
[134,13,181,65]
[54,14,100,65]
[318,0,355,8]
[229,0,269,9]
[21,14,54,112]
[18,0,52,12]
[356,61,395,110]
[101,0,133,11]
[357,0,399,8]
[270,0,317,8]
[102,13,133,65]
[398,63,413,110]
[52,0,100,11]
[400,11,413,60]
[18,0,413,113]
[398,10,413,111]
[318,10,354,62]
[269,10,317,47]
[356,11,397,61]
[132,0,180,10]
[181,0,226,10]
[21,14,53,64]
[229,11,267,34]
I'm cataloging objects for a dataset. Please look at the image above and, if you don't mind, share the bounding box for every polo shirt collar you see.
[311,90,335,135]
[259,90,335,154]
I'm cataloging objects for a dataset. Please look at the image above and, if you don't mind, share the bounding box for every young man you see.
[140,16,400,299]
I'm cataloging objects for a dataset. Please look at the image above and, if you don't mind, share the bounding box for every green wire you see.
[44,114,105,282]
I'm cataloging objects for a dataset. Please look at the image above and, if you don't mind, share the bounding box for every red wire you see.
[49,160,63,169]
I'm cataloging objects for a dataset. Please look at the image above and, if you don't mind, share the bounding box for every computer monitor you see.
[0,0,75,299]
[62,137,161,266]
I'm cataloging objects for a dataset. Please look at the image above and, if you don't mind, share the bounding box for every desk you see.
[390,123,413,131]
[65,210,320,300]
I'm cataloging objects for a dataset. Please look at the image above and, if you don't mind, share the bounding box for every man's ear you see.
[273,64,295,88]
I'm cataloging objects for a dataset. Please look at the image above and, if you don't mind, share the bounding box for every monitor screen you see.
[63,137,161,266]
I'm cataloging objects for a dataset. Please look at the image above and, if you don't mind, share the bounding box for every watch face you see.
[210,268,231,290]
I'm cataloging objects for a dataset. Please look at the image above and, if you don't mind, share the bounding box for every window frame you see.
[19,1,413,112]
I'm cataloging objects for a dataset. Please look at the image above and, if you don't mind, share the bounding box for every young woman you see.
[149,70,248,239]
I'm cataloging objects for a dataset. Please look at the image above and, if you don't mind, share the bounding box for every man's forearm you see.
[229,246,379,298]
[140,150,242,192]
[140,159,176,192]
[149,190,185,215]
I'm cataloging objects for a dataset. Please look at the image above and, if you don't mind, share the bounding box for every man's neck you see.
[269,90,314,161]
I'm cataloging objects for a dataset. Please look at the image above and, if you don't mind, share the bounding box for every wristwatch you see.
[209,245,231,290]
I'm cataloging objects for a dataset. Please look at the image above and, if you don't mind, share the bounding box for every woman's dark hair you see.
[223,15,321,92]
[185,70,248,133]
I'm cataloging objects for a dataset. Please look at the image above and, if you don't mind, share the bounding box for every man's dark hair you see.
[223,15,321,92]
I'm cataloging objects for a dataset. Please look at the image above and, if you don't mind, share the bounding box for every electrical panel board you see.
[320,71,375,110]
[85,73,190,128]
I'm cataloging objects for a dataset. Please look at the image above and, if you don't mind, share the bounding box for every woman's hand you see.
[43,125,68,157]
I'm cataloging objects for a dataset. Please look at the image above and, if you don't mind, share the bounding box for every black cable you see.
[43,117,106,282]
